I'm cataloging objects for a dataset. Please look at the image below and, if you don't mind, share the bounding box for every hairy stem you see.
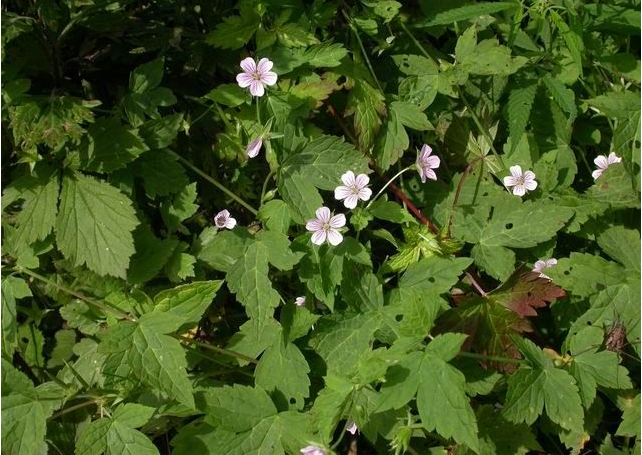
[456,86,503,165]
[366,166,413,209]
[168,150,258,215]
[345,11,384,92]
[387,182,439,235]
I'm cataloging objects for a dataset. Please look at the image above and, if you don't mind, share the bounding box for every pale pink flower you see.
[592,152,622,180]
[305,207,346,246]
[236,57,278,97]
[213,210,236,229]
[300,446,325,455]
[346,421,358,435]
[416,144,440,182]
[503,165,537,197]
[246,137,263,158]
[533,258,557,280]
[295,296,306,307]
[334,171,372,209]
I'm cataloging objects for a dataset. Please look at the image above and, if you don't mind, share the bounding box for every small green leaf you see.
[345,80,387,151]
[206,10,259,50]
[130,58,165,94]
[160,182,199,232]
[258,200,291,233]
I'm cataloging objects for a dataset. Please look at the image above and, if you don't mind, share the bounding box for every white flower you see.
[592,152,622,180]
[236,57,278,97]
[503,165,537,197]
[213,209,236,229]
[300,446,325,455]
[295,296,306,307]
[246,137,263,158]
[416,144,440,183]
[346,421,358,435]
[533,258,557,280]
[334,171,372,209]
[305,207,346,246]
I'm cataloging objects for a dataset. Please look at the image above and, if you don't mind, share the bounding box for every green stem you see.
[48,399,98,421]
[457,86,504,167]
[190,103,216,126]
[178,336,258,365]
[366,166,413,209]
[17,268,134,321]
[399,20,435,62]
[457,351,525,365]
[260,170,275,204]
[168,150,258,215]
[256,97,262,126]
[345,12,384,92]
[212,101,233,131]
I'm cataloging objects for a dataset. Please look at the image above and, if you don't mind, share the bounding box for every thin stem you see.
[457,86,503,166]
[48,399,98,421]
[466,272,487,297]
[457,351,525,365]
[448,156,483,237]
[388,182,439,234]
[260,170,275,204]
[345,13,384,92]
[190,103,216,126]
[168,150,258,215]
[398,20,435,62]
[178,336,258,365]
[255,97,262,125]
[327,103,358,144]
[212,101,233,131]
[366,166,412,209]
[18,268,134,321]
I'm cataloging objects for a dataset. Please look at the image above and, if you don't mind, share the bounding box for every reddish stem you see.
[387,182,439,235]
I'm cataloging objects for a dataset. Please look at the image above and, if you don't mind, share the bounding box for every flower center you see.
[515,176,525,186]
[350,185,360,195]
[215,215,226,225]
[322,222,330,231]
[252,71,261,81]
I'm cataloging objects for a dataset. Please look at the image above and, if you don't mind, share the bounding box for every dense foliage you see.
[1,0,640,454]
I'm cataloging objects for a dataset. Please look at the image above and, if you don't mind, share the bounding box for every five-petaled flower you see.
[503,165,537,197]
[236,57,277,97]
[533,258,557,280]
[334,171,372,209]
[346,421,358,435]
[213,210,236,230]
[592,152,622,180]
[295,296,306,307]
[306,207,346,246]
[416,144,440,182]
[300,446,325,455]
[246,137,263,158]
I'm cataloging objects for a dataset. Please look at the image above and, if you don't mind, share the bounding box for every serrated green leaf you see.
[345,80,386,151]
[197,228,253,272]
[391,101,431,131]
[160,182,198,232]
[543,75,577,122]
[47,329,76,368]
[585,165,639,209]
[99,312,195,407]
[503,338,583,433]
[415,2,518,27]
[130,58,164,94]
[471,243,515,282]
[547,253,626,298]
[153,281,222,327]
[79,118,148,173]
[616,394,640,438]
[255,338,310,410]
[301,42,348,68]
[127,225,179,285]
[391,54,439,76]
[369,199,415,224]
[276,22,318,48]
[460,39,528,76]
[139,113,182,149]
[137,150,189,199]
[507,80,537,150]
[206,11,259,50]
[258,200,291,233]
[55,172,139,278]
[476,405,541,455]
[597,226,640,273]
[1,275,31,357]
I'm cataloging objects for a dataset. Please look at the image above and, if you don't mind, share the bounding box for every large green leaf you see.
[55,172,139,278]
[345,80,386,151]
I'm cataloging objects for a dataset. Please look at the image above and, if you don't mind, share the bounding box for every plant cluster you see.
[1,0,640,454]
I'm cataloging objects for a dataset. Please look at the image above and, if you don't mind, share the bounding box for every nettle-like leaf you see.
[277,135,369,221]
[506,78,538,151]
[55,171,139,278]
[206,8,260,50]
[76,403,158,455]
[503,337,584,439]
[99,312,195,407]
[345,80,387,151]
[1,275,31,357]
[492,269,566,317]
[378,334,480,452]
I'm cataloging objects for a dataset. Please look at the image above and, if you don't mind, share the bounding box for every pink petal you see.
[424,168,437,181]
[315,207,331,223]
[295,297,306,307]
[592,169,603,180]
[256,58,274,74]
[326,229,343,246]
[512,185,526,197]
[532,260,546,273]
[334,185,352,200]
[346,422,358,435]
[524,178,538,191]
[225,217,237,229]
[607,152,622,164]
[354,173,369,188]
[306,219,324,232]
[425,155,440,169]
[341,171,356,187]
[240,57,256,74]
[311,229,327,245]
[594,155,609,169]
[245,137,262,158]
[343,194,359,209]
[358,187,372,201]
[249,80,265,97]
[523,170,536,181]
[261,71,278,86]
[417,166,427,183]
[503,175,518,187]
[509,165,523,178]
[420,144,432,159]
[329,213,346,228]
[236,73,254,88]
[545,258,558,267]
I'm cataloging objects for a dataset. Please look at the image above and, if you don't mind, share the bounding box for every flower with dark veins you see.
[592,152,622,180]
[236,57,278,97]
[213,209,237,229]
[503,165,537,197]
[532,258,557,280]
[416,144,440,183]
[334,171,372,209]
[305,207,346,246]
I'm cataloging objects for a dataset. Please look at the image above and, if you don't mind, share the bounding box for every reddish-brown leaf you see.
[491,269,566,317]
